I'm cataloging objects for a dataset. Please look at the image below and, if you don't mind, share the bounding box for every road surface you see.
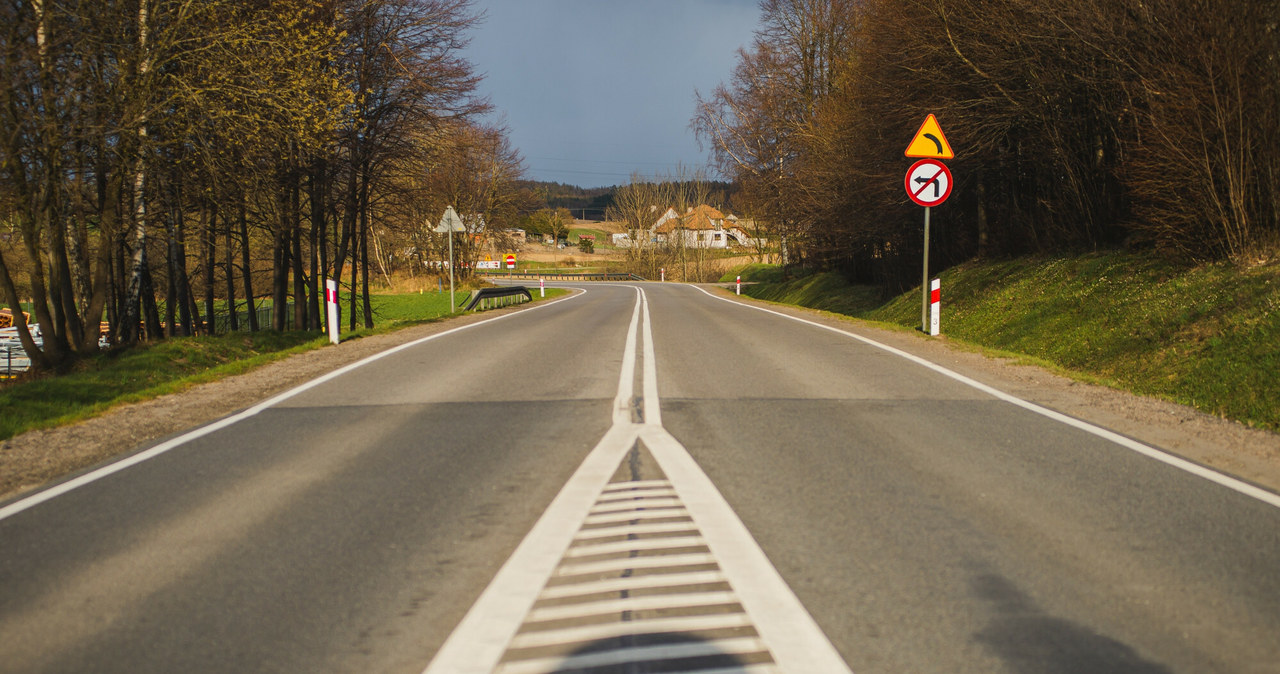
[1,282,1277,673]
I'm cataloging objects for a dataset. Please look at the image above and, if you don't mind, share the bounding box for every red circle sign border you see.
[905,159,953,207]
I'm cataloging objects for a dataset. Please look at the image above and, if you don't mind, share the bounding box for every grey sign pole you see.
[921,206,930,332]
[436,206,466,313]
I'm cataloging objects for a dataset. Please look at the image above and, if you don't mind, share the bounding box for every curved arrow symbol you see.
[923,133,944,155]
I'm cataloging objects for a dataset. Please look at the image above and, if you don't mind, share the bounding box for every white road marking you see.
[0,292,585,523]
[582,506,690,526]
[496,637,772,674]
[571,521,700,541]
[423,286,852,673]
[594,486,679,503]
[589,497,684,514]
[524,590,742,623]
[692,284,1280,510]
[536,570,729,600]
[562,534,708,558]
[555,552,718,577]
[601,479,671,492]
[505,612,752,650]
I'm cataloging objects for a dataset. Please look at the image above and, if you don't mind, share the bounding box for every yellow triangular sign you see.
[905,114,954,159]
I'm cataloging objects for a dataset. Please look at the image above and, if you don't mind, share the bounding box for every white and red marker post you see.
[660,268,665,282]
[736,275,741,295]
[539,276,545,298]
[929,278,941,336]
[325,279,340,345]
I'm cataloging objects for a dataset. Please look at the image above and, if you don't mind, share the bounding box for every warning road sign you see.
[905,159,953,207]
[905,114,954,159]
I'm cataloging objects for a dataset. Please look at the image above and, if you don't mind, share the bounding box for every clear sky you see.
[462,0,761,188]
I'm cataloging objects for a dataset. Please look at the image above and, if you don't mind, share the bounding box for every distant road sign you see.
[435,205,465,233]
[905,114,954,159]
[505,254,517,268]
[905,159,953,207]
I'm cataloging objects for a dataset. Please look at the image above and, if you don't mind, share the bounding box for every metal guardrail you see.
[464,286,533,312]
[478,272,645,282]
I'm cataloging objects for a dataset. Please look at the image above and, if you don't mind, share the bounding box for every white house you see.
[658,205,735,249]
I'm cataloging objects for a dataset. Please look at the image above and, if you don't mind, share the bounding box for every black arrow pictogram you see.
[923,133,944,155]
[914,175,941,198]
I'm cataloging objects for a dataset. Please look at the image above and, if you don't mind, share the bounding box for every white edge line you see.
[0,291,586,523]
[691,285,1280,510]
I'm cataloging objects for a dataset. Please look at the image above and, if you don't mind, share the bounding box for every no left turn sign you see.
[905,159,953,207]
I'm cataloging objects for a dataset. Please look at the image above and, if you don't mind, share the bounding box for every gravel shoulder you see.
[3,287,1278,506]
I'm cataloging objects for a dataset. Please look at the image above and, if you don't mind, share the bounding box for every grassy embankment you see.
[0,288,568,441]
[727,252,1280,432]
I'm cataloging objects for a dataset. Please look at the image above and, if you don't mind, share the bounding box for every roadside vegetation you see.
[0,288,566,442]
[729,254,1280,432]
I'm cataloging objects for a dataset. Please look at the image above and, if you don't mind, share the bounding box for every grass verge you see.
[730,252,1280,432]
[0,288,568,441]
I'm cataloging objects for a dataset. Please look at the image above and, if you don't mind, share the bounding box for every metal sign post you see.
[921,207,931,332]
[904,115,955,335]
[435,206,466,312]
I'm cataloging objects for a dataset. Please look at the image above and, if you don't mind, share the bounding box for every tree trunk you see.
[203,201,217,334]
[239,194,258,332]
[164,206,177,336]
[291,176,307,331]
[360,209,373,329]
[140,247,163,340]
[226,206,238,333]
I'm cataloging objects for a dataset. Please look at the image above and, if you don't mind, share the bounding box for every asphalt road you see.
[1,283,1277,673]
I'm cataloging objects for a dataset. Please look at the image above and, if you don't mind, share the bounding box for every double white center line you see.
[423,286,852,674]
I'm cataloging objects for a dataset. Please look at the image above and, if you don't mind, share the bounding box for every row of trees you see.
[694,0,1280,288]
[1,0,527,373]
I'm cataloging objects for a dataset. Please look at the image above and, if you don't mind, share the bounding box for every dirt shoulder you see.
[3,286,1278,506]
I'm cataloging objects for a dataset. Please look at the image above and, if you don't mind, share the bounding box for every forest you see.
[1,0,529,372]
[694,0,1280,288]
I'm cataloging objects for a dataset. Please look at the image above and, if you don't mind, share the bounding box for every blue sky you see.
[462,0,761,188]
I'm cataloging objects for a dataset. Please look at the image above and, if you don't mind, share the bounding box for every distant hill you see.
[517,180,739,221]
[516,181,614,221]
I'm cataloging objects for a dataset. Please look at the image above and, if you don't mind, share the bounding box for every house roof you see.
[678,205,727,231]
[651,207,681,232]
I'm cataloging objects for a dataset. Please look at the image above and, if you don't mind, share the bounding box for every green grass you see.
[0,288,568,441]
[365,289,470,323]
[736,253,1280,431]
[0,331,327,440]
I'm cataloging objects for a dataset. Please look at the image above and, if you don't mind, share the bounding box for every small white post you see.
[929,278,941,336]
[736,275,741,295]
[539,277,545,298]
[325,279,340,345]
[660,268,665,282]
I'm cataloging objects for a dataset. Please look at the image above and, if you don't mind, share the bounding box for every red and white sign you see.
[929,278,940,336]
[905,159,953,207]
[505,254,517,268]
